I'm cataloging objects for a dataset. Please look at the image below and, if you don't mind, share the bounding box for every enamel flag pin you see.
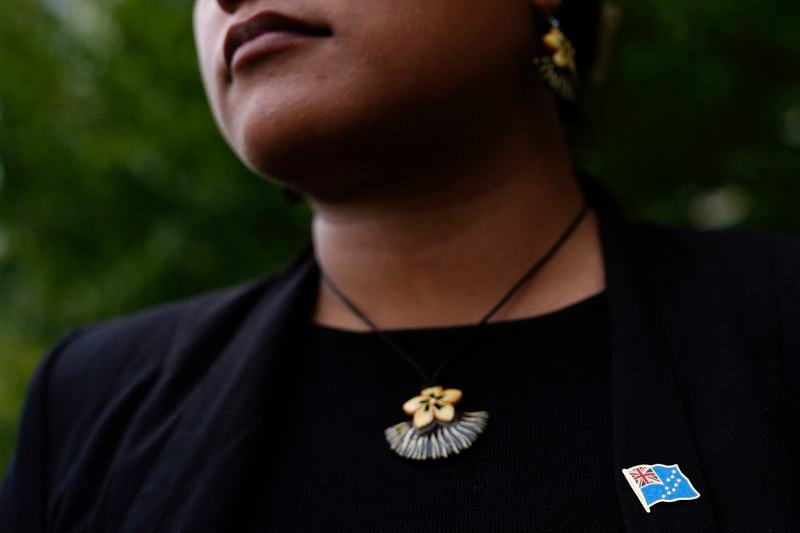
[622,464,700,513]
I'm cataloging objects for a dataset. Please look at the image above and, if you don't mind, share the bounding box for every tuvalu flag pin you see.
[622,463,701,513]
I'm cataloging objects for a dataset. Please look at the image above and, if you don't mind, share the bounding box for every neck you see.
[307,101,605,331]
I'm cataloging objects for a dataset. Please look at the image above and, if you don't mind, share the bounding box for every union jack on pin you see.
[622,463,701,513]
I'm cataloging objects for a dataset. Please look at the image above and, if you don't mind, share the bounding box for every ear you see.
[529,0,562,14]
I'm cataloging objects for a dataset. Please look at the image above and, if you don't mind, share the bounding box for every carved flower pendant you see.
[384,386,489,460]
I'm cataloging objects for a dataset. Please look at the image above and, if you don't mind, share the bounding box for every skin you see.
[193,0,605,331]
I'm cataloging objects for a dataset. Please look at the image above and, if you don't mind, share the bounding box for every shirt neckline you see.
[308,290,608,338]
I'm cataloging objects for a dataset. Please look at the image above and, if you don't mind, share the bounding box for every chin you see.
[226,87,396,193]
[232,104,346,191]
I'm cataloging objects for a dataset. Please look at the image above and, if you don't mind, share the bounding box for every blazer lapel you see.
[586,179,719,531]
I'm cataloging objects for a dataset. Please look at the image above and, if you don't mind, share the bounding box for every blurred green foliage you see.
[0,0,798,471]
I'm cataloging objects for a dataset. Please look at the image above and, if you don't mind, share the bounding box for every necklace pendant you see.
[384,386,489,460]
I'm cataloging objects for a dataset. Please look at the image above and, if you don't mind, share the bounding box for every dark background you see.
[1,0,798,471]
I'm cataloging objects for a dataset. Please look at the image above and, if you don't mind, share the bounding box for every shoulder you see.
[627,221,800,323]
[52,242,312,370]
[628,222,800,371]
[50,276,270,395]
[39,279,265,447]
[40,243,315,456]
[630,221,800,290]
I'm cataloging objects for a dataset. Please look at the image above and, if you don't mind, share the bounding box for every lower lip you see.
[230,32,310,74]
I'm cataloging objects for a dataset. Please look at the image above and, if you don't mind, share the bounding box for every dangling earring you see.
[533,15,578,101]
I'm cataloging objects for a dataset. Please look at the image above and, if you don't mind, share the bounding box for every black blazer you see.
[2,179,799,532]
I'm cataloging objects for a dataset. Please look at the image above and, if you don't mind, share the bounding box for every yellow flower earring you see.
[533,15,578,101]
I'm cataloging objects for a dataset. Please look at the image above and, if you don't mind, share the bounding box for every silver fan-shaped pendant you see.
[384,386,489,460]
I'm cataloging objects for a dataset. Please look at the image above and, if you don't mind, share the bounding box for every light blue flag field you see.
[622,464,700,513]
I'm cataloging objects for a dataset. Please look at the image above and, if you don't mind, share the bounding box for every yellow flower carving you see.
[402,386,463,429]
[543,27,577,74]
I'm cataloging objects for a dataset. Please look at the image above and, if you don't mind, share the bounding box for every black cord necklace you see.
[320,203,591,461]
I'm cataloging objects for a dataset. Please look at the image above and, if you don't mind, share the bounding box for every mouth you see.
[224,10,332,74]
